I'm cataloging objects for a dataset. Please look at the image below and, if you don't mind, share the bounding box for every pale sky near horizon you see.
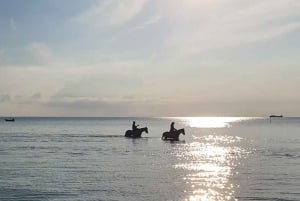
[0,0,300,117]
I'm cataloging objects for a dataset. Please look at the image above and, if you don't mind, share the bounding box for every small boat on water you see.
[269,115,283,118]
[4,118,15,122]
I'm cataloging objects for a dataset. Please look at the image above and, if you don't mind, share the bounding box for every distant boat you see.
[4,118,15,122]
[269,115,283,118]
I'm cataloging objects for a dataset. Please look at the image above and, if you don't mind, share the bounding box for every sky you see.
[0,0,300,117]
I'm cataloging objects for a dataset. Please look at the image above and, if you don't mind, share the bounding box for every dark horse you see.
[125,127,148,138]
[161,128,185,141]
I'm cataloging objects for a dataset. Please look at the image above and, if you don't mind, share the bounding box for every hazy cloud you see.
[27,42,69,66]
[73,0,149,28]
[0,42,70,67]
[10,18,16,31]
[0,49,4,63]
[1,0,300,116]
[53,72,143,99]
[30,92,42,100]
[43,98,130,116]
[160,0,300,59]
[0,94,10,103]
[133,14,161,30]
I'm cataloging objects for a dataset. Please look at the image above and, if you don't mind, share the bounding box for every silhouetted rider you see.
[170,122,177,132]
[132,121,139,131]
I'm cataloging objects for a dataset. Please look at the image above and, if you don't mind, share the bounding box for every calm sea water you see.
[0,117,299,201]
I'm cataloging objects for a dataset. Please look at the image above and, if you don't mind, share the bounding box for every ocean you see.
[0,117,299,201]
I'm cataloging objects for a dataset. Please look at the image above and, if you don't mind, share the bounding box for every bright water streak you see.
[0,117,299,200]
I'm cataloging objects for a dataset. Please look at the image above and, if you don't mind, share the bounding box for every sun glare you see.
[172,135,250,200]
[169,117,256,128]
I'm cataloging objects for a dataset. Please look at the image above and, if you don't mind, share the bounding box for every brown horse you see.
[161,128,185,141]
[125,127,148,138]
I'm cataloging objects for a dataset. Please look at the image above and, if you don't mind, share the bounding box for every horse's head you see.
[181,128,185,135]
[145,127,148,133]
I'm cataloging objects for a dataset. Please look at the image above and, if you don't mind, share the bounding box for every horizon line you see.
[0,115,293,118]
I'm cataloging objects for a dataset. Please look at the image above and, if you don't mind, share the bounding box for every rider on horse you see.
[170,122,177,133]
[125,121,148,138]
[132,121,139,132]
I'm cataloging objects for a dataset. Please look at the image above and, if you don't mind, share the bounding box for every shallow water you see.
[0,117,299,200]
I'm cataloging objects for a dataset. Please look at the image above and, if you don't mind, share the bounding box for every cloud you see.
[73,0,149,28]
[0,49,4,62]
[0,56,147,103]
[28,43,55,63]
[159,0,300,59]
[41,96,179,116]
[132,14,161,30]
[39,96,140,116]
[7,93,43,104]
[30,92,42,100]
[0,94,10,103]
[10,18,16,31]
[53,72,143,99]
[0,42,72,67]
[27,42,70,66]
[1,0,300,116]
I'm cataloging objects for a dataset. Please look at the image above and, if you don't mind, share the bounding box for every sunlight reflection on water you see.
[169,117,257,128]
[172,135,251,201]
